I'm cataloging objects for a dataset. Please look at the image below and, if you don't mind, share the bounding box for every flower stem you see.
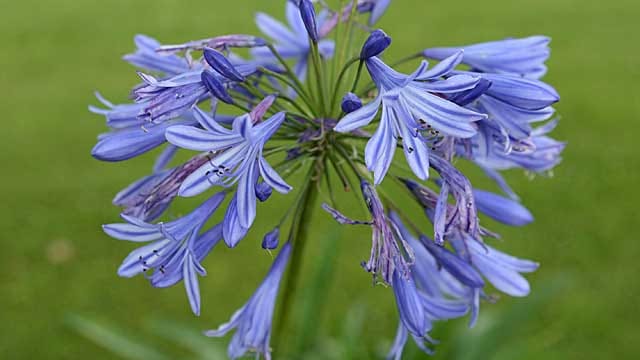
[273,156,323,356]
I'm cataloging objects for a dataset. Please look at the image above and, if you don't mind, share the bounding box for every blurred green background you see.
[1,0,639,358]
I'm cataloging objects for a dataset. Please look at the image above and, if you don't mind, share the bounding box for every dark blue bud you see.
[448,78,492,106]
[255,182,273,202]
[203,48,245,82]
[341,92,363,113]
[201,70,234,104]
[262,228,280,250]
[360,29,392,60]
[299,0,319,42]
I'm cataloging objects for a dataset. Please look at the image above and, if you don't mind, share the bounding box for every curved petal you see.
[184,254,202,316]
[103,223,162,242]
[393,98,430,180]
[222,195,249,248]
[334,96,381,132]
[236,163,258,229]
[473,189,533,226]
[259,154,292,194]
[166,125,241,151]
[403,86,484,138]
[414,74,480,93]
[416,50,464,80]
[364,105,396,184]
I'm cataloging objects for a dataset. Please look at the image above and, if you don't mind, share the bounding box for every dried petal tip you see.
[203,48,246,82]
[341,92,363,114]
[299,0,319,42]
[201,70,233,104]
[262,228,280,250]
[360,29,392,60]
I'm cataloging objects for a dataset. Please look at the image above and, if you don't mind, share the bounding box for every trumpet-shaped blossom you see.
[335,52,487,184]
[205,242,292,360]
[103,193,225,315]
[166,101,292,247]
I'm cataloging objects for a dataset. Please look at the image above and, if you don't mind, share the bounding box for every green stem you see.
[330,57,360,116]
[259,67,317,115]
[350,60,365,93]
[273,157,323,356]
[309,42,328,116]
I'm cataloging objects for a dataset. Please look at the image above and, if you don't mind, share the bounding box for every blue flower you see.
[123,34,191,76]
[455,71,559,140]
[166,102,292,247]
[252,2,335,81]
[103,193,226,315]
[387,212,474,358]
[468,119,565,173]
[424,36,551,79]
[204,242,292,360]
[473,188,533,226]
[335,52,486,184]
[451,234,539,297]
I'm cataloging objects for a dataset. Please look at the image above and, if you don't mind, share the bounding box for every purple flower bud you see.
[341,92,363,113]
[262,228,280,250]
[255,182,273,202]
[203,48,245,82]
[299,0,319,42]
[360,29,392,60]
[201,70,234,104]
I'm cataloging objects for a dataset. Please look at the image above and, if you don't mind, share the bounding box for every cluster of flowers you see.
[91,0,564,358]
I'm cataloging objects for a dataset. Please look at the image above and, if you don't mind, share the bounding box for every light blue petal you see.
[334,96,381,132]
[184,254,201,316]
[403,86,483,138]
[364,105,396,184]
[166,125,242,151]
[473,189,533,226]
[259,153,293,194]
[413,74,480,93]
[222,195,249,248]
[103,223,162,242]
[236,163,258,229]
[415,50,464,80]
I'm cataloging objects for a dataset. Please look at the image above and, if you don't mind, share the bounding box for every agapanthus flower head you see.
[90,1,564,357]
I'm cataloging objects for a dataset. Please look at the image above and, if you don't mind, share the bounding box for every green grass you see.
[1,0,639,358]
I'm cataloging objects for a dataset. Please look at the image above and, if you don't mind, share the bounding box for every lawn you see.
[1,0,638,359]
